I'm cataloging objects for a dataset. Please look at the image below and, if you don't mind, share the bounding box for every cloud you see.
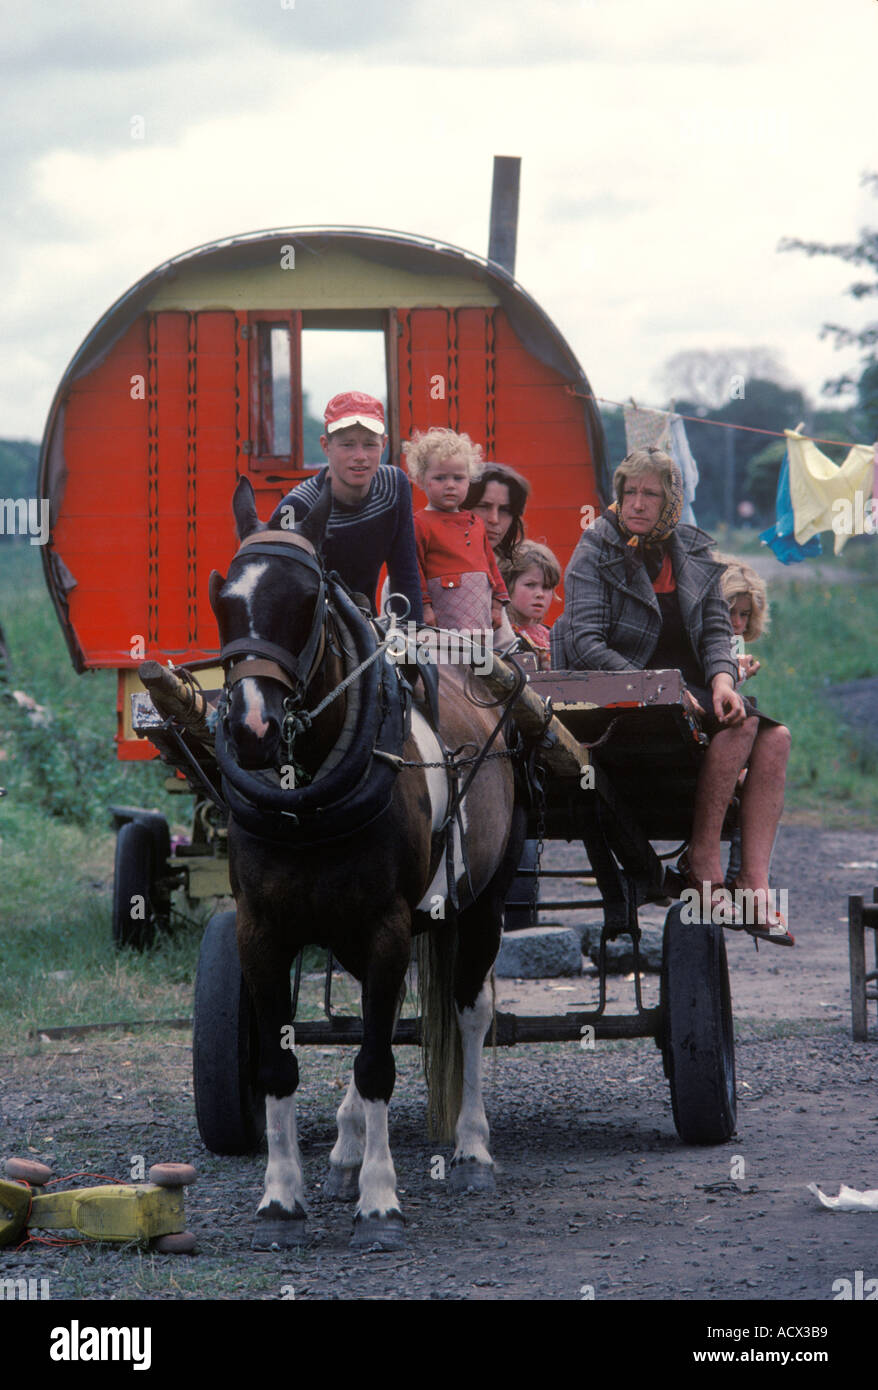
[2,0,877,439]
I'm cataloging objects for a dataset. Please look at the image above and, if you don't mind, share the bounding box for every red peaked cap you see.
[324,391,386,434]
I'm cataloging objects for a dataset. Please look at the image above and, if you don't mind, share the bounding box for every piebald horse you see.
[209,477,526,1250]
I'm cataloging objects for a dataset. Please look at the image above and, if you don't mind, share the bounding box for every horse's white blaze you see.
[329,1073,366,1169]
[240,677,271,738]
[225,560,268,628]
[411,709,469,912]
[356,1099,401,1218]
[453,978,494,1167]
[258,1094,307,1215]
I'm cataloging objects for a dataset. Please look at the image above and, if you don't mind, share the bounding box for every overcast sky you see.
[4,0,878,443]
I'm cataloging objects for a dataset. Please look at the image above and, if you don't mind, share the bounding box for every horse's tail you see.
[416,923,463,1143]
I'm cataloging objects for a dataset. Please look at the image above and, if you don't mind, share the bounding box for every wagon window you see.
[300,319,390,468]
[263,324,292,456]
[247,310,303,472]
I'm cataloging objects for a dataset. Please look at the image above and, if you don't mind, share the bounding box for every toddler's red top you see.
[413,509,509,605]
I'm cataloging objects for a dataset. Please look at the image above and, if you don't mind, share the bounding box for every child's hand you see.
[491,600,504,630]
[738,654,760,680]
[422,604,436,627]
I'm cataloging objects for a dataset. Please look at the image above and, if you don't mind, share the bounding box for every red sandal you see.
[728,879,795,948]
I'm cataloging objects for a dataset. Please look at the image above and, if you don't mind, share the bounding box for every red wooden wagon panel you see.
[39,228,608,757]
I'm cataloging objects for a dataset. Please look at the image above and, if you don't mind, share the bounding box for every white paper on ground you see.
[808,1183,878,1210]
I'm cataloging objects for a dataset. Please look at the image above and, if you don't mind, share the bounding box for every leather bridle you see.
[219,529,328,696]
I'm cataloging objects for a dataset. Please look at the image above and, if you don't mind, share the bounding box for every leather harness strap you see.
[237,527,318,556]
[220,529,326,691]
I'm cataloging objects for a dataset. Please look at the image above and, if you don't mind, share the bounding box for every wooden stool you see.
[849,887,878,1040]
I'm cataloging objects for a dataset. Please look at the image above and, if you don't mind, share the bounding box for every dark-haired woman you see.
[465,463,530,560]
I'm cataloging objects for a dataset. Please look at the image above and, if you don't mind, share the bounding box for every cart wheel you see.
[661,902,737,1144]
[193,910,266,1155]
[148,1163,197,1187]
[152,1231,197,1254]
[112,821,159,950]
[5,1156,54,1185]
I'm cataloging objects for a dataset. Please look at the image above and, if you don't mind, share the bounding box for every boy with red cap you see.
[268,391,423,622]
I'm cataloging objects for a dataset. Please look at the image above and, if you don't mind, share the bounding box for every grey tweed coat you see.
[550,515,739,686]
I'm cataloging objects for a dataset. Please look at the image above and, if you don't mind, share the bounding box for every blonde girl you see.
[403,428,508,631]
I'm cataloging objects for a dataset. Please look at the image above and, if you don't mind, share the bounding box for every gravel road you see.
[2,825,877,1303]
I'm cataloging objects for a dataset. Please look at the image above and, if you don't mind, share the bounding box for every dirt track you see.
[2,825,877,1302]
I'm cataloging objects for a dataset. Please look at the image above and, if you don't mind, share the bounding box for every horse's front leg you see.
[239,926,306,1249]
[348,913,410,1251]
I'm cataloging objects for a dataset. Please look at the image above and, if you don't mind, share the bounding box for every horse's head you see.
[209,477,330,770]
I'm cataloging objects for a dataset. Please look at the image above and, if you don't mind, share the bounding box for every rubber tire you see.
[661,901,737,1145]
[112,821,158,951]
[5,1157,54,1185]
[192,910,266,1155]
[152,1231,197,1254]
[148,1163,197,1187]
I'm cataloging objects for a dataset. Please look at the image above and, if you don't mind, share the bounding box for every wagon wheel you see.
[112,821,165,950]
[660,901,737,1144]
[192,910,265,1155]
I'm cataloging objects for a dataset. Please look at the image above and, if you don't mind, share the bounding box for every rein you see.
[215,528,525,855]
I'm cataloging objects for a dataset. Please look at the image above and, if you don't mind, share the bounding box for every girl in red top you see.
[403,428,508,631]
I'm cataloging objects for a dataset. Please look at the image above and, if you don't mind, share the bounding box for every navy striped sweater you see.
[268,466,424,622]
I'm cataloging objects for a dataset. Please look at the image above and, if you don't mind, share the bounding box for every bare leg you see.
[735,724,791,908]
[687,717,759,885]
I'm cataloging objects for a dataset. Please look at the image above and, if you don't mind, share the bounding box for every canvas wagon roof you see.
[42,225,606,457]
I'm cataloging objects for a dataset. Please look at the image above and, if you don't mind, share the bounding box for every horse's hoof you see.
[251,1200,308,1251]
[350,1211,406,1252]
[324,1163,361,1201]
[448,1158,496,1194]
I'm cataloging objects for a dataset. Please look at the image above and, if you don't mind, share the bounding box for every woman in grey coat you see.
[551,448,793,946]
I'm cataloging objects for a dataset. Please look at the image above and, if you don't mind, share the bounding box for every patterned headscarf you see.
[608,450,684,551]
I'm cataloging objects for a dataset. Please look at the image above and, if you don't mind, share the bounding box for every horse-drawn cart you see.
[126,646,737,1158]
[38,175,745,1247]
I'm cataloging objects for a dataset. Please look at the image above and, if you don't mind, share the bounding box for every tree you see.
[657,348,793,409]
[779,171,878,437]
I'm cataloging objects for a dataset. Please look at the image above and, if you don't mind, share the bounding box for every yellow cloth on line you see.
[786,429,876,555]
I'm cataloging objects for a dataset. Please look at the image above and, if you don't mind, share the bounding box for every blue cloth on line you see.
[758,450,822,564]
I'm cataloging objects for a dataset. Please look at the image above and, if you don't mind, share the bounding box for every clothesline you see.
[566,386,874,450]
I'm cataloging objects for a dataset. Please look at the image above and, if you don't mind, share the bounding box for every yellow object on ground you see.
[26,1183,184,1242]
[786,429,876,555]
[0,1179,32,1246]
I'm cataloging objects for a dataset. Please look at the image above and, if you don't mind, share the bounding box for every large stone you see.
[582,921,664,973]
[495,925,582,978]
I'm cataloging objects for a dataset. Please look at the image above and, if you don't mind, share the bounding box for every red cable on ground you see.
[44,1171,121,1187]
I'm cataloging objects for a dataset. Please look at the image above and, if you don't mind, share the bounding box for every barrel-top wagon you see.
[38,161,739,1175]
